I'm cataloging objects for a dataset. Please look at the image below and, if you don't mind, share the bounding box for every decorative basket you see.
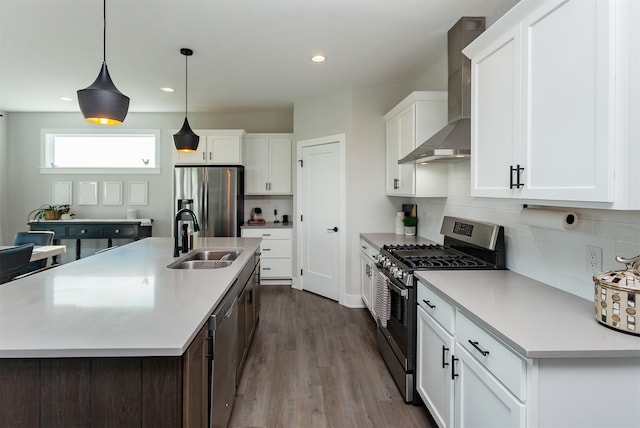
[593,255,640,336]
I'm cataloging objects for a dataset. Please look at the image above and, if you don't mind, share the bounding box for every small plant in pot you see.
[402,216,417,236]
[28,204,71,221]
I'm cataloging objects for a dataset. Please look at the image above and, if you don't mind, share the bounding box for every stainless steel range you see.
[375,216,505,403]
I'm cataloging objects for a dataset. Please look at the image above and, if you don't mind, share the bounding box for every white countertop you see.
[416,270,640,359]
[0,237,260,358]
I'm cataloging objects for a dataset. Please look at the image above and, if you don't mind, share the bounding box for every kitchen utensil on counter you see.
[593,255,640,336]
[282,215,289,224]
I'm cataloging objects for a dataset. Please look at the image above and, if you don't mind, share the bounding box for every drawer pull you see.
[262,248,271,251]
[422,299,436,309]
[262,233,271,237]
[442,345,449,368]
[262,267,271,270]
[451,355,459,380]
[468,340,490,357]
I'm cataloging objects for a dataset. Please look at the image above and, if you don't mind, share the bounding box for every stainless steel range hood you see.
[399,17,485,164]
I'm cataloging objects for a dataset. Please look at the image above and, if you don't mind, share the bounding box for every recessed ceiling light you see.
[60,97,73,102]
[160,87,175,92]
[311,55,326,63]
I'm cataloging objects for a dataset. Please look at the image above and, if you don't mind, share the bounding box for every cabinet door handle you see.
[468,340,490,357]
[327,227,339,232]
[265,182,269,191]
[209,152,213,161]
[422,299,436,309]
[114,229,120,234]
[80,229,87,234]
[442,345,449,368]
[393,178,399,189]
[510,164,525,189]
[202,152,206,161]
[451,355,459,380]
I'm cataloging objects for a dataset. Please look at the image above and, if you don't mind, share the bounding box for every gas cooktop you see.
[382,244,491,270]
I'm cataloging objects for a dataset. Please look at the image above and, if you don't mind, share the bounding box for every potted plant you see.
[402,216,417,236]
[28,204,71,221]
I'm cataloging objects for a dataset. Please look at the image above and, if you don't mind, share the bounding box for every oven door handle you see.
[384,275,408,298]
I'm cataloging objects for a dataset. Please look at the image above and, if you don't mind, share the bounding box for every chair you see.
[13,231,55,271]
[0,244,35,284]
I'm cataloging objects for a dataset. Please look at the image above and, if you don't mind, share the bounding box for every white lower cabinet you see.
[241,228,292,284]
[359,239,378,318]
[417,279,640,428]
[417,306,454,428]
[453,344,526,428]
[417,280,525,428]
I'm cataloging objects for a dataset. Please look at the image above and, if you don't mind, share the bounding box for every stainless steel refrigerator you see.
[174,166,244,237]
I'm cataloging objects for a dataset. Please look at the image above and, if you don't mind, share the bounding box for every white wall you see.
[292,83,413,305]
[3,110,292,260]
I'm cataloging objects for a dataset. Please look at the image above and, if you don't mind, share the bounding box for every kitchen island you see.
[0,237,261,427]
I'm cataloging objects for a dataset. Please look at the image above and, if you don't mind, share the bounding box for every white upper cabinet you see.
[244,134,292,195]
[464,0,640,209]
[385,92,449,197]
[173,129,245,165]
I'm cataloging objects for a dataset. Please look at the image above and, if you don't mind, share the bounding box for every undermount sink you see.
[169,260,233,270]
[167,248,243,270]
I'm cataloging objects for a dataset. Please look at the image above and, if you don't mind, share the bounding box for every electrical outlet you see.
[586,245,603,272]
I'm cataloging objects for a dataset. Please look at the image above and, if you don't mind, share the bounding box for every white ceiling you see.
[0,0,518,114]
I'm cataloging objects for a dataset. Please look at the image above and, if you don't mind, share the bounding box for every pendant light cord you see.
[184,53,188,117]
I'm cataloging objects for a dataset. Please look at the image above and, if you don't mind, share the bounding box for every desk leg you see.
[76,239,82,260]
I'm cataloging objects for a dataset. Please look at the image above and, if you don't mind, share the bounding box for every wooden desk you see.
[0,245,66,262]
[29,219,152,260]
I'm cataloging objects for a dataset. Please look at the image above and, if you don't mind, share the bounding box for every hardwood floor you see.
[229,286,434,428]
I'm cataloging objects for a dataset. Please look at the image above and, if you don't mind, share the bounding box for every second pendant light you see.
[173,48,199,152]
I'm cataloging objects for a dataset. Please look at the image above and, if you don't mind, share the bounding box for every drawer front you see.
[67,225,102,238]
[103,225,137,238]
[242,228,292,239]
[260,239,291,258]
[417,281,455,334]
[260,258,292,278]
[31,224,67,238]
[456,311,527,400]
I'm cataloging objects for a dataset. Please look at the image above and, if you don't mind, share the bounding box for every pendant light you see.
[77,0,129,125]
[173,48,200,152]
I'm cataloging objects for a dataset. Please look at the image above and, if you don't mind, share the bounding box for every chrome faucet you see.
[174,208,200,257]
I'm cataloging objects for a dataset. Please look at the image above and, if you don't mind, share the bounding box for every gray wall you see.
[3,110,292,260]
[292,82,414,304]
[0,112,7,244]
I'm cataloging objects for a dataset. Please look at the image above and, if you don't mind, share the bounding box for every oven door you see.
[376,270,415,402]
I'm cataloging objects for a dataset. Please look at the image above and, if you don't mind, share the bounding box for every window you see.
[41,130,161,174]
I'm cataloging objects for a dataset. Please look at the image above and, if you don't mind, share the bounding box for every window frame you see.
[40,129,162,174]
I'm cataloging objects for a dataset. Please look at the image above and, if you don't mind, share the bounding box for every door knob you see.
[327,227,338,232]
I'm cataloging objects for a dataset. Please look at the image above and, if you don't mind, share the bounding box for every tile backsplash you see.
[414,161,640,301]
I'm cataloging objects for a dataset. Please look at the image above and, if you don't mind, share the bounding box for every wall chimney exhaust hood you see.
[399,17,485,164]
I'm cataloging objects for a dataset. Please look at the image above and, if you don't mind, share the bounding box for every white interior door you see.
[297,135,344,302]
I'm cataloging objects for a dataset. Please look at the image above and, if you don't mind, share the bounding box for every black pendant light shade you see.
[77,62,130,125]
[174,48,199,152]
[77,0,129,125]
[174,117,200,152]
